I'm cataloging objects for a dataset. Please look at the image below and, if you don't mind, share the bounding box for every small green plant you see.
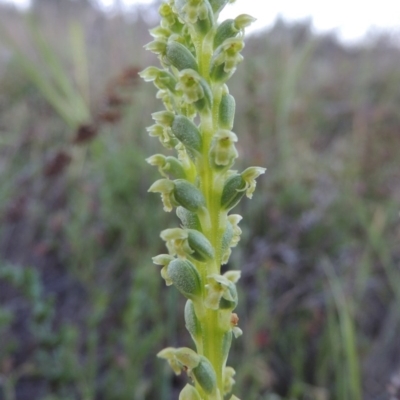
[140,1,265,398]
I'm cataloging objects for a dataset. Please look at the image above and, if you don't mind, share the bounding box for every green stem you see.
[195,30,227,398]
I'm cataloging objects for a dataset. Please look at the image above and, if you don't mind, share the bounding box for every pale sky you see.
[4,0,400,42]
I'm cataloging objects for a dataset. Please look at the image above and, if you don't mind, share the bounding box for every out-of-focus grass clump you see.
[0,2,399,400]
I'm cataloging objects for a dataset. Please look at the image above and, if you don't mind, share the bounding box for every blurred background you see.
[0,0,399,399]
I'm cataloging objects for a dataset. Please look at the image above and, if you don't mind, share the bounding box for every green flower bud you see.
[209,130,238,168]
[219,92,236,130]
[176,69,213,112]
[223,366,236,395]
[147,123,177,149]
[166,156,187,179]
[179,384,202,400]
[146,154,186,179]
[220,173,246,210]
[214,15,256,49]
[192,356,218,395]
[177,206,202,231]
[171,115,202,155]
[185,300,201,343]
[204,272,240,310]
[139,67,177,92]
[187,229,214,262]
[168,258,202,299]
[210,38,244,83]
[166,40,198,72]
[230,395,240,400]
[214,19,235,49]
[174,179,205,212]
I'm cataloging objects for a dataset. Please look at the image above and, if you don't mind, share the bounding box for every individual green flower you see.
[159,1,179,28]
[176,69,204,103]
[149,178,206,212]
[149,25,172,41]
[175,69,213,112]
[146,154,186,179]
[146,154,169,178]
[204,271,240,310]
[157,347,185,375]
[148,179,176,212]
[161,228,193,257]
[221,214,242,264]
[146,124,176,148]
[139,66,177,92]
[211,37,245,81]
[214,14,256,48]
[227,214,242,247]
[152,254,175,285]
[144,38,167,58]
[152,110,175,126]
[180,0,209,24]
[209,130,238,167]
[241,166,267,198]
[161,228,214,261]
[157,347,200,375]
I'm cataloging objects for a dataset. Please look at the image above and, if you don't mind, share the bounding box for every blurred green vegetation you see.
[0,1,399,400]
